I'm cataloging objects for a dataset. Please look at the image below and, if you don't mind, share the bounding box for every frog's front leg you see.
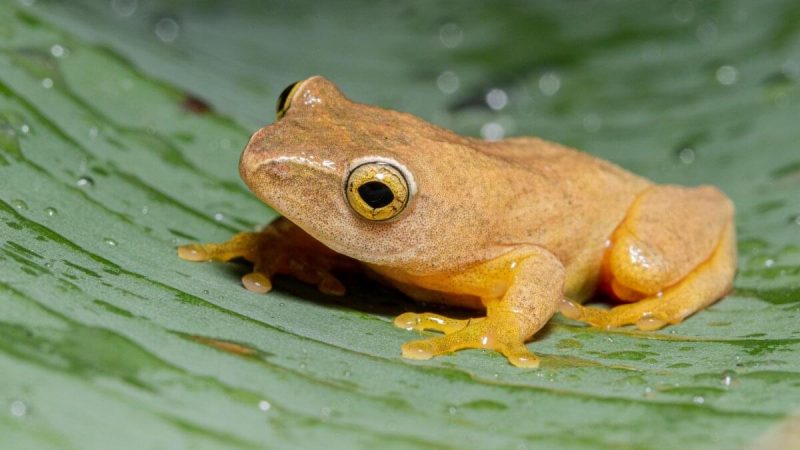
[178,217,358,295]
[395,248,564,368]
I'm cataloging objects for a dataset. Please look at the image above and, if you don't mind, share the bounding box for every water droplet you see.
[111,0,138,17]
[41,78,53,89]
[721,370,737,387]
[201,289,209,295]
[213,212,225,222]
[258,400,271,412]
[783,60,800,80]
[538,72,561,96]
[439,23,463,48]
[732,7,749,24]
[480,122,504,141]
[154,17,180,43]
[436,71,459,94]
[320,406,332,419]
[278,302,286,307]
[764,259,775,267]
[76,176,94,188]
[692,395,705,405]
[104,237,117,247]
[677,147,696,164]
[50,44,65,58]
[20,124,30,134]
[716,65,738,86]
[672,0,695,23]
[343,370,351,377]
[44,207,57,216]
[582,114,602,132]
[141,206,149,215]
[643,386,655,399]
[11,199,28,211]
[485,88,508,111]
[299,362,306,369]
[88,126,99,139]
[448,406,457,415]
[696,20,718,44]
[9,400,27,417]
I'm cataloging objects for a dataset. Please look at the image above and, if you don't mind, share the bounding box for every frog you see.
[178,76,736,368]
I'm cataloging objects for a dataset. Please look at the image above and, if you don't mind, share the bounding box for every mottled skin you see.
[179,76,736,368]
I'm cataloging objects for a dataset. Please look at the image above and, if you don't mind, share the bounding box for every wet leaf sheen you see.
[1,1,800,449]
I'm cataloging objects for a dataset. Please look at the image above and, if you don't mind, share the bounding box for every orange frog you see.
[179,76,736,368]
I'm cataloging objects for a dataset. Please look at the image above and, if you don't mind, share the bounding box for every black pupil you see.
[276,81,299,114]
[358,181,394,208]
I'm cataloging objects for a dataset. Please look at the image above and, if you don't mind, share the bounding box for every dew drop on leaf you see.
[76,176,94,188]
[11,199,27,211]
[9,400,27,417]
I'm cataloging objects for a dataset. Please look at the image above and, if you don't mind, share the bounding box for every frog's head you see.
[239,76,498,272]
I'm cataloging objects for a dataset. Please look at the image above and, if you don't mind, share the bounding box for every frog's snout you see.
[259,159,292,180]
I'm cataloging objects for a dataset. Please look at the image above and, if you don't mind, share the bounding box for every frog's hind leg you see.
[567,221,735,330]
[561,185,736,330]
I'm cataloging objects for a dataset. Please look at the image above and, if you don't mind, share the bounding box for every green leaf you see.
[2,1,800,449]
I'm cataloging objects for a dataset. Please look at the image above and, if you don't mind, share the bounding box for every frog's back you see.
[470,136,651,268]
[476,136,644,185]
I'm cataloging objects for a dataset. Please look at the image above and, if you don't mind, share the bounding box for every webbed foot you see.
[394,312,540,368]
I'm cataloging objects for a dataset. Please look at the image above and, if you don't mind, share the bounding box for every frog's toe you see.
[398,318,540,368]
[634,316,670,331]
[561,299,679,330]
[400,334,475,361]
[559,300,629,329]
[177,243,211,261]
[393,312,472,334]
[400,339,438,360]
[241,272,272,294]
[500,343,540,368]
[317,274,346,296]
[178,232,263,262]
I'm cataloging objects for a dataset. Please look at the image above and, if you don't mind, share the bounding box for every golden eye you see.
[345,162,412,221]
[275,80,300,119]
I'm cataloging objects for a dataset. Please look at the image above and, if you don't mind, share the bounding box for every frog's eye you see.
[275,80,301,119]
[345,162,412,221]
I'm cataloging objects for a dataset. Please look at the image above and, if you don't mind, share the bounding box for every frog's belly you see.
[366,243,609,309]
[382,278,485,310]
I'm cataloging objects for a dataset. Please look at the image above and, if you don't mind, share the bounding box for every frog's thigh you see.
[569,220,736,330]
[606,185,734,300]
